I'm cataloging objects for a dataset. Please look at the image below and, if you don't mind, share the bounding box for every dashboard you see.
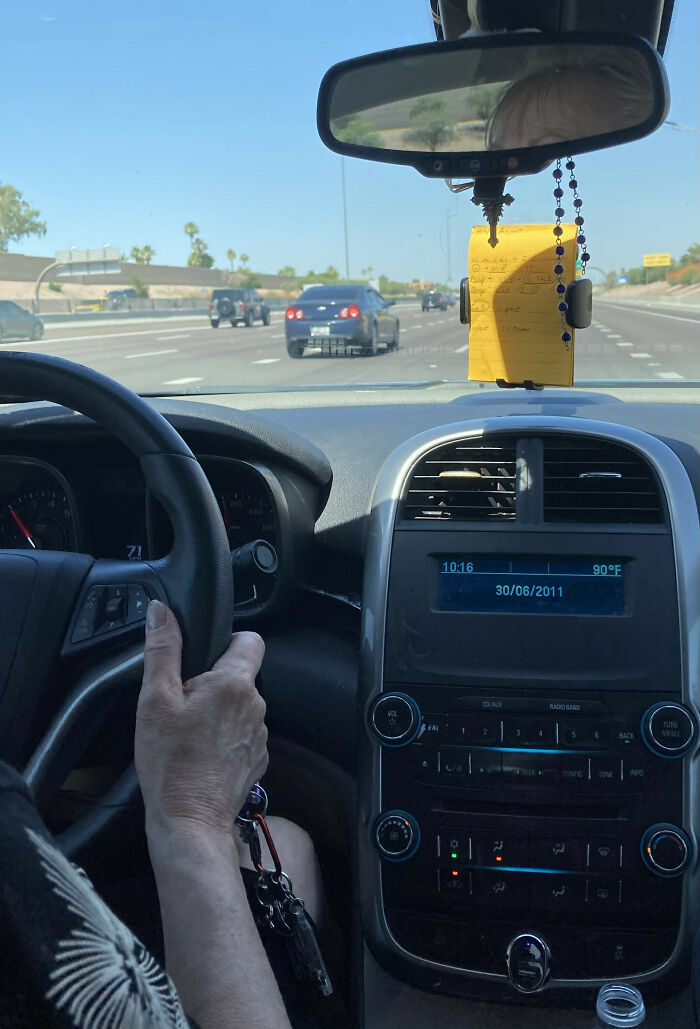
[1,388,700,1028]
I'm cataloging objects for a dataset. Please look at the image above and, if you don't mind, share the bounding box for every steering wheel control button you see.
[369,693,420,746]
[126,584,150,624]
[506,934,551,994]
[641,824,691,877]
[71,586,105,642]
[374,811,420,861]
[643,703,697,757]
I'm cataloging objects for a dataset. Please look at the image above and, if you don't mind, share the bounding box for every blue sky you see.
[1,0,697,283]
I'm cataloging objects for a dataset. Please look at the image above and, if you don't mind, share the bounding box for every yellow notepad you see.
[467,223,577,387]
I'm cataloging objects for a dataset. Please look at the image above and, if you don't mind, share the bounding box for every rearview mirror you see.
[317,33,668,179]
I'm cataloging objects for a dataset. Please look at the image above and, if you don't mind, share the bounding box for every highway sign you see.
[643,253,671,268]
[55,247,121,276]
[617,274,629,284]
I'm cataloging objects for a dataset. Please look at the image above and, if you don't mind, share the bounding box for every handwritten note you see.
[467,223,577,386]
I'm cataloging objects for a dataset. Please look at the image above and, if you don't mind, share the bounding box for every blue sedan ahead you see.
[285,284,399,358]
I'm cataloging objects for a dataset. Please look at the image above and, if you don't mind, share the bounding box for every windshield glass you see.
[1,1,697,396]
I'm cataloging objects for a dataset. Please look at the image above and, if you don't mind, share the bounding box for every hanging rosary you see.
[552,156,591,350]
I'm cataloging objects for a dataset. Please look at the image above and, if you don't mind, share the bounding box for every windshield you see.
[1,1,697,397]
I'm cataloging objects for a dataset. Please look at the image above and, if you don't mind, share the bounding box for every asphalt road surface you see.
[1,300,697,393]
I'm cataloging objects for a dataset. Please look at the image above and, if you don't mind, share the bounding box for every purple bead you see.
[575,216,584,226]
[568,179,578,189]
[573,198,583,208]
[558,301,568,312]
[556,283,566,294]
[561,331,572,342]
[565,160,575,170]
[553,226,563,236]
[555,207,565,217]
[553,187,564,198]
[553,168,563,179]
[581,252,591,262]
[555,245,565,255]
[554,264,564,275]
[576,234,586,244]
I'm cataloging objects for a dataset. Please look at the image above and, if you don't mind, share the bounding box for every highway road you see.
[1,300,697,394]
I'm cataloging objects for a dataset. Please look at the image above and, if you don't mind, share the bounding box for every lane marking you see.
[655,370,684,379]
[410,323,422,328]
[600,304,700,324]
[157,333,189,341]
[607,334,622,339]
[125,348,178,359]
[271,333,284,339]
[630,352,652,358]
[162,376,203,385]
[36,324,213,345]
[253,358,281,365]
[454,344,469,353]
[616,341,634,347]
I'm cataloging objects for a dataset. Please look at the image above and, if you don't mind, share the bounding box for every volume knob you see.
[368,692,421,747]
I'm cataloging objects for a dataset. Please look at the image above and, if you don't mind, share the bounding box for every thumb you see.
[142,601,183,692]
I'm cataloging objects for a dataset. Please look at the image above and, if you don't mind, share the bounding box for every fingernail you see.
[146,600,166,631]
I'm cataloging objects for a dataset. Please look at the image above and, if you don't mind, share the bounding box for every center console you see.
[359,418,700,1001]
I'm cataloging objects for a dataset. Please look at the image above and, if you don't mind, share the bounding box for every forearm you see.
[147,823,291,1029]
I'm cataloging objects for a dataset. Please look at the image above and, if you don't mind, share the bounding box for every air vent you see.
[543,436,664,524]
[403,437,517,521]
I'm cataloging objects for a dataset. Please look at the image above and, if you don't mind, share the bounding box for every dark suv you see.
[421,289,447,311]
[209,288,271,328]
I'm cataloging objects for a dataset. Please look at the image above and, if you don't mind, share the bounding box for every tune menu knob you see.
[374,810,420,861]
[641,824,691,877]
[368,692,421,746]
[642,702,697,757]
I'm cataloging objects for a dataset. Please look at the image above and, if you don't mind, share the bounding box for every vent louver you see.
[403,437,517,521]
[543,437,664,524]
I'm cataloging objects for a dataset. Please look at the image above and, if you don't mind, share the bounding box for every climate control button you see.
[642,702,696,757]
[374,810,420,861]
[640,824,691,877]
[369,693,421,746]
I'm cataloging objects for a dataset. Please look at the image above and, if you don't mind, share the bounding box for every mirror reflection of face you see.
[329,44,653,155]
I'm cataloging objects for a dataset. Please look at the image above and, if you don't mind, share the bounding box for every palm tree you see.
[184,222,199,255]
[141,245,155,265]
[239,253,249,269]
[226,248,236,271]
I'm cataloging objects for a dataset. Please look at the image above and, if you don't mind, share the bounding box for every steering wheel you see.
[0,352,233,848]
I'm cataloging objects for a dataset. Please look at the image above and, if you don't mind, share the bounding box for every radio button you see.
[530,837,584,872]
[470,751,502,785]
[450,715,501,745]
[440,747,470,785]
[404,745,440,783]
[590,757,622,789]
[502,753,557,786]
[587,841,623,874]
[472,833,528,868]
[621,759,650,790]
[502,718,555,747]
[556,756,589,788]
[560,720,610,748]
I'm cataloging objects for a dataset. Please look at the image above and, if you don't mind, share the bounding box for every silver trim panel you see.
[359,415,700,993]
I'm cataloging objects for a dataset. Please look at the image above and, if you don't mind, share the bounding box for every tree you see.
[226,248,236,271]
[239,253,250,269]
[184,222,199,247]
[324,265,339,281]
[333,116,382,147]
[130,245,155,264]
[403,98,455,152]
[679,243,700,266]
[0,182,46,252]
[187,237,214,268]
[240,270,262,288]
[361,265,374,279]
[278,265,296,277]
[129,275,150,298]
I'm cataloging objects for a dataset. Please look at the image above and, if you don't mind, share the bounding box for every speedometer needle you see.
[8,506,36,549]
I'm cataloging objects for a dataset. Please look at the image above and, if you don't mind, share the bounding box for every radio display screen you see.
[437,556,627,615]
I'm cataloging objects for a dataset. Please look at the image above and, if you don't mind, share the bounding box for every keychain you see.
[235,785,334,997]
